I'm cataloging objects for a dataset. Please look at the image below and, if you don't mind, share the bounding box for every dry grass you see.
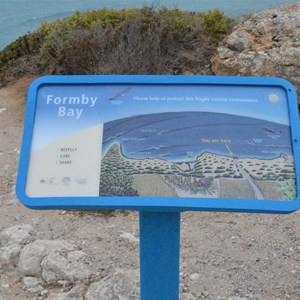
[133,174,178,197]
[254,181,285,201]
[219,178,254,199]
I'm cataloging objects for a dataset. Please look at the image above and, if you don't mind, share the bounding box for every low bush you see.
[202,9,235,41]
[0,7,234,84]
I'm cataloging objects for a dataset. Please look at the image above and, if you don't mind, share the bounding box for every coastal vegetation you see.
[239,157,296,182]
[164,174,218,195]
[99,169,139,197]
[279,178,297,200]
[99,143,296,200]
[0,7,234,85]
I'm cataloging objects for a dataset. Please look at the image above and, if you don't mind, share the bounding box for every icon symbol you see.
[40,179,46,184]
[49,177,58,185]
[268,93,279,103]
[62,177,71,185]
[76,178,87,185]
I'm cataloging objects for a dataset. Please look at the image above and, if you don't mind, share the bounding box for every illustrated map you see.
[99,90,297,201]
[30,83,297,200]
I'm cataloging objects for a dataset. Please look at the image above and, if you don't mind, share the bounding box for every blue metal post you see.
[139,211,181,300]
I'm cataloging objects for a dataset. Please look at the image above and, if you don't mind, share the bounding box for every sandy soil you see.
[0,77,300,300]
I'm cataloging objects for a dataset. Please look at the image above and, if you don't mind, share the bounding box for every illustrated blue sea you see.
[102,112,293,160]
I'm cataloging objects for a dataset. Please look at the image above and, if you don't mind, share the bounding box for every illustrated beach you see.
[99,112,296,201]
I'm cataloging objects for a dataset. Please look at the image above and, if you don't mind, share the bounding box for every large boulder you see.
[0,224,32,246]
[41,250,92,284]
[211,3,300,104]
[86,269,140,300]
[18,240,76,277]
[18,239,94,293]
[0,244,21,273]
[0,224,32,273]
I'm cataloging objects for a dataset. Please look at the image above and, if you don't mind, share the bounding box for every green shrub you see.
[39,7,216,75]
[0,7,234,83]
[99,170,138,196]
[223,174,231,178]
[202,9,234,40]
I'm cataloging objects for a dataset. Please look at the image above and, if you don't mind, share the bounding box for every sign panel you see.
[16,75,300,213]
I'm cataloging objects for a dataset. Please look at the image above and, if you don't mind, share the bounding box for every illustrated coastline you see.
[101,111,294,161]
[99,142,296,201]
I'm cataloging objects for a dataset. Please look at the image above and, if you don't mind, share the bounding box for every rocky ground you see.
[1,4,300,299]
[212,2,300,106]
[0,76,300,300]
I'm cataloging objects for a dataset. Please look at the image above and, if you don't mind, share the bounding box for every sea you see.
[0,0,299,50]
[102,112,293,160]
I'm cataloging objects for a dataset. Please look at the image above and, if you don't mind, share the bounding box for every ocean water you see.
[102,112,293,160]
[0,0,299,50]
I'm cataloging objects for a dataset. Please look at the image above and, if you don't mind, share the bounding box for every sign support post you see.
[139,211,181,300]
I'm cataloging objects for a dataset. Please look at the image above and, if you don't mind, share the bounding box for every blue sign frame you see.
[16,75,300,213]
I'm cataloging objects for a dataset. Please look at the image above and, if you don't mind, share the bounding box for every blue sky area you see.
[31,84,290,151]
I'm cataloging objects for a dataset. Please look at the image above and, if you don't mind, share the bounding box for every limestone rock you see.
[0,224,32,246]
[22,276,43,293]
[41,250,92,284]
[217,46,235,59]
[86,269,139,300]
[46,285,85,300]
[0,243,21,272]
[18,240,75,277]
[226,31,252,52]
[211,3,300,104]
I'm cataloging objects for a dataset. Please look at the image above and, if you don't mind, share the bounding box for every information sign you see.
[16,75,300,213]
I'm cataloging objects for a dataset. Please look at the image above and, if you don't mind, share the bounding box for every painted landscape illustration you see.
[99,111,296,201]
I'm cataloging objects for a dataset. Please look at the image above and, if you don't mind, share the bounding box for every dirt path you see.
[235,159,264,200]
[0,77,300,300]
